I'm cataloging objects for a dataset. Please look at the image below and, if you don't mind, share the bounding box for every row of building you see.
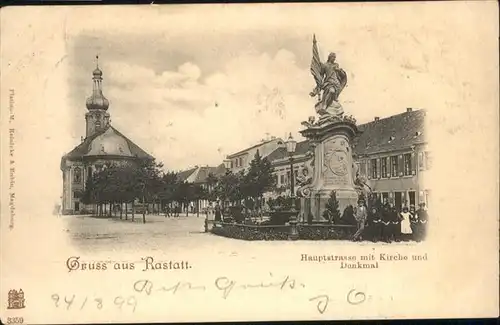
[180,107,430,212]
[61,60,429,215]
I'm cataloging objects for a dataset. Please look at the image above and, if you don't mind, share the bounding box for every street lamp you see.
[286,133,299,240]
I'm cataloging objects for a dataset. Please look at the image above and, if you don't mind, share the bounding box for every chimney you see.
[374,117,380,121]
[407,107,413,112]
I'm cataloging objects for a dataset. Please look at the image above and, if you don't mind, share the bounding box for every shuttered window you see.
[381,157,388,178]
[391,156,398,177]
[411,152,417,175]
[398,155,404,176]
[370,159,377,179]
[404,153,412,176]
[418,152,425,171]
[425,151,432,169]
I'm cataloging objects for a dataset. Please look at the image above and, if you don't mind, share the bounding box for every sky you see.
[56,3,495,172]
[1,3,498,209]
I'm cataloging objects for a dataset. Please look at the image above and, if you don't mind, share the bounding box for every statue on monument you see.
[309,35,348,117]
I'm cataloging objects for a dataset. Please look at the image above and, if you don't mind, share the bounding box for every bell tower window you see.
[73,167,82,184]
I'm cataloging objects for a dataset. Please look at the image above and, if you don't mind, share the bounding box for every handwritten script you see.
[51,274,368,315]
[132,274,368,314]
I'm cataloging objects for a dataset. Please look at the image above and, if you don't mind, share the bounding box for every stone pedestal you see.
[299,116,360,221]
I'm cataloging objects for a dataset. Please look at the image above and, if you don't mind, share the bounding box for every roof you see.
[177,164,226,183]
[61,126,153,163]
[353,109,425,155]
[265,140,312,162]
[226,138,283,158]
[265,109,426,162]
[176,167,198,182]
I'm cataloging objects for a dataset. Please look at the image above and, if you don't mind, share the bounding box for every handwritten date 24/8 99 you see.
[51,294,137,312]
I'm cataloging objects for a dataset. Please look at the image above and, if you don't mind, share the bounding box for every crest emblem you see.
[7,289,26,309]
[325,148,348,176]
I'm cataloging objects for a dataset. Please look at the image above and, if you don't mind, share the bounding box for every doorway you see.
[409,191,416,207]
[75,202,80,212]
[394,192,403,211]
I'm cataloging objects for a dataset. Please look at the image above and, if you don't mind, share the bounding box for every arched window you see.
[73,167,82,184]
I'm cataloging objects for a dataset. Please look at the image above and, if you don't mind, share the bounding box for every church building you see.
[60,58,153,215]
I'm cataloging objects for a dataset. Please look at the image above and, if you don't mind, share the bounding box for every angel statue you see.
[309,34,348,117]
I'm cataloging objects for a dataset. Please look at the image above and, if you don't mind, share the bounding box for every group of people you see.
[353,198,429,243]
[205,202,223,222]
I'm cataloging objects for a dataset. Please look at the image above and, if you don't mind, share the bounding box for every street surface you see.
[62,213,412,255]
[64,213,217,253]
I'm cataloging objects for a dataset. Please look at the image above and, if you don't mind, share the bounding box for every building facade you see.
[60,60,153,215]
[177,165,226,212]
[225,137,285,173]
[237,108,430,212]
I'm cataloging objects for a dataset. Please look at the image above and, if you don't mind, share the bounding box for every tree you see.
[205,172,219,202]
[132,159,164,223]
[323,191,341,224]
[243,151,276,212]
[158,172,180,214]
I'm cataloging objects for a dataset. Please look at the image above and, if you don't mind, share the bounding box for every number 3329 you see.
[6,317,24,324]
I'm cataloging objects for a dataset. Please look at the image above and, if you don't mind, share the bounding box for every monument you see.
[297,35,364,221]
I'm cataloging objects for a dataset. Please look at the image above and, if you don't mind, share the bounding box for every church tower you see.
[85,55,110,138]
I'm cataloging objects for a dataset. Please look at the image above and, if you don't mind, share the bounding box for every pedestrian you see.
[366,204,382,242]
[388,201,401,242]
[399,206,413,241]
[415,203,429,241]
[214,202,222,222]
[409,204,418,239]
[352,199,368,241]
[381,199,392,243]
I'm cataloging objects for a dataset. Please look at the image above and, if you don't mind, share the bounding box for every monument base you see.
[299,115,361,222]
[310,188,359,222]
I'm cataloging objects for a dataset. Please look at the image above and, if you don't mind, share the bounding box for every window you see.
[280,174,285,185]
[382,192,389,204]
[360,161,366,176]
[73,191,81,199]
[381,157,389,178]
[425,151,432,169]
[230,161,234,168]
[239,157,243,167]
[370,159,377,179]
[391,156,398,177]
[87,167,92,180]
[73,167,82,184]
[418,152,425,170]
[404,153,412,176]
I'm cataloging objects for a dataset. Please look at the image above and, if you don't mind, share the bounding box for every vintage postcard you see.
[1,2,499,323]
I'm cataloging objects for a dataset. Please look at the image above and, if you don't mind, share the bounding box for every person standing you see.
[367,204,382,242]
[352,199,368,241]
[381,199,392,243]
[416,203,429,241]
[214,202,222,222]
[399,206,413,241]
[388,201,401,242]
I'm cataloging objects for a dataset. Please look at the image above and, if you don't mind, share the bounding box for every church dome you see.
[86,127,133,157]
[86,91,109,110]
[93,67,103,77]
